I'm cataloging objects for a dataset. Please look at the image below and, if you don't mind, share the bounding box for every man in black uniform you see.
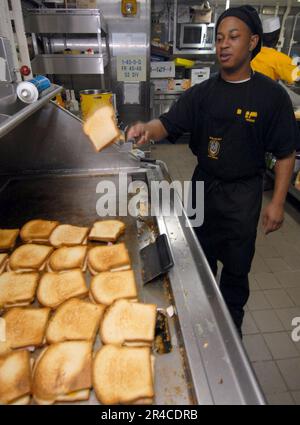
[127,6,298,337]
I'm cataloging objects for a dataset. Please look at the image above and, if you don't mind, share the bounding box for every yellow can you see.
[80,90,114,120]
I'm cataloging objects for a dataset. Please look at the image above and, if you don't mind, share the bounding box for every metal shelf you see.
[0,84,62,140]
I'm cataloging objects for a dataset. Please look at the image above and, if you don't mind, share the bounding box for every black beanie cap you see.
[215,5,263,58]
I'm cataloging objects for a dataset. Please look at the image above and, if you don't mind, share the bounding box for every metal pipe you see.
[49,37,107,54]
[288,11,300,57]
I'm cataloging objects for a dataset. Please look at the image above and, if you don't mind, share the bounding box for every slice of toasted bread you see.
[9,244,53,272]
[3,307,50,349]
[46,298,106,344]
[0,350,31,405]
[88,220,126,242]
[93,345,154,405]
[90,270,137,306]
[9,395,31,405]
[100,299,157,346]
[88,243,131,275]
[32,341,92,404]
[48,246,88,272]
[0,229,19,251]
[49,225,89,248]
[0,272,39,309]
[0,253,8,274]
[37,269,88,309]
[20,219,59,243]
[83,105,121,152]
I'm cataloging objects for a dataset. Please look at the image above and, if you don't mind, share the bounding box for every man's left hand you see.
[262,202,284,235]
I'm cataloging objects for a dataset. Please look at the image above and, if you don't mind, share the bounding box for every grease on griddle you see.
[154,311,172,354]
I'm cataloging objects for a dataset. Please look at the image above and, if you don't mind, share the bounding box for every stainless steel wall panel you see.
[31,54,106,75]
[25,9,107,35]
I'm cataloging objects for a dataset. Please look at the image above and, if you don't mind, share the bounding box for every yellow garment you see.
[251,46,300,84]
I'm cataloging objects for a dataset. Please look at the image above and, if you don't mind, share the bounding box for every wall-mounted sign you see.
[150,61,175,78]
[117,56,146,82]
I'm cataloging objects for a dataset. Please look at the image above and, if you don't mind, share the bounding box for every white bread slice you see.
[49,225,89,248]
[90,270,137,306]
[34,389,90,405]
[0,253,8,274]
[0,350,31,405]
[37,269,88,309]
[9,244,53,272]
[32,341,92,404]
[88,243,131,275]
[3,307,50,349]
[0,272,39,308]
[20,219,59,243]
[0,229,19,251]
[0,341,11,356]
[88,220,126,242]
[93,345,154,405]
[83,105,121,152]
[9,395,31,405]
[46,298,106,344]
[100,299,157,346]
[48,246,87,272]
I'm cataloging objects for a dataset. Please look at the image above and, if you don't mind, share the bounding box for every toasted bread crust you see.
[3,307,51,349]
[9,244,53,271]
[20,220,59,243]
[0,272,39,308]
[100,299,157,346]
[46,298,106,344]
[83,105,121,152]
[88,243,131,273]
[88,220,126,242]
[0,229,19,251]
[93,345,154,405]
[0,253,8,274]
[0,350,31,404]
[37,269,88,309]
[48,246,88,272]
[49,225,89,248]
[32,341,92,403]
[90,270,137,306]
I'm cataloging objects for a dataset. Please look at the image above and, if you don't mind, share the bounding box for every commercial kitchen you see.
[0,0,300,406]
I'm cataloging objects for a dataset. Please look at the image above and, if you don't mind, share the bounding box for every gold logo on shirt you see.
[208,136,222,159]
[236,108,258,123]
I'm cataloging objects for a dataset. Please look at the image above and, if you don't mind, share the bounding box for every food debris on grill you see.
[154,311,172,354]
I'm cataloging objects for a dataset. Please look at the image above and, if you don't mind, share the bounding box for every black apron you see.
[191,76,264,330]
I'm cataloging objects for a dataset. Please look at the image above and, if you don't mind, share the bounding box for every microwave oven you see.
[179,23,215,49]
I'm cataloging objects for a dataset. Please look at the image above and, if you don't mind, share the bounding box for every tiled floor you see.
[152,143,300,405]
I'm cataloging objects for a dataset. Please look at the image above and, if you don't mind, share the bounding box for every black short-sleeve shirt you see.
[159,72,300,181]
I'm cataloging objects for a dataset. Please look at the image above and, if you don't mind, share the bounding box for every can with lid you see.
[17,75,51,104]
[80,89,114,120]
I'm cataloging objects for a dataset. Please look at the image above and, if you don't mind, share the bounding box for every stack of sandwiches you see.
[0,217,158,405]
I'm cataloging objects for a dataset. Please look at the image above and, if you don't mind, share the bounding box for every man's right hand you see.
[126,122,150,145]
